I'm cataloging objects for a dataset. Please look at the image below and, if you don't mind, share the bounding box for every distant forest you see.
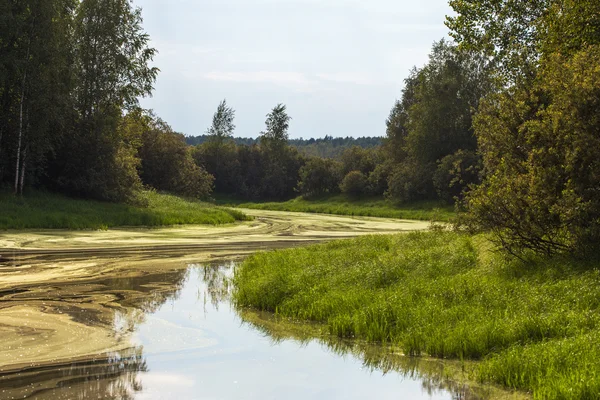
[185,135,383,158]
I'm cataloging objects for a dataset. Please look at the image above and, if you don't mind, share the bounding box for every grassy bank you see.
[233,232,600,399]
[221,195,455,222]
[0,190,250,230]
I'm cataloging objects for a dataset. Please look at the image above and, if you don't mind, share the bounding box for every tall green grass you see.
[0,190,250,229]
[222,194,455,221]
[233,232,600,399]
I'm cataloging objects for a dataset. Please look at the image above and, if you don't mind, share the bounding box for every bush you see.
[55,108,144,204]
[297,157,341,197]
[385,160,435,203]
[139,116,214,199]
[464,46,600,256]
[340,170,368,196]
[432,150,481,203]
[367,163,391,196]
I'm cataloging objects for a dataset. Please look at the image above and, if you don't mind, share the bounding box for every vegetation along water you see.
[234,232,600,399]
[1,0,599,399]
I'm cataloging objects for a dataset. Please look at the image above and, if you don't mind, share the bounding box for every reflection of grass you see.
[234,232,600,399]
[239,309,525,399]
[218,194,454,222]
[0,190,250,230]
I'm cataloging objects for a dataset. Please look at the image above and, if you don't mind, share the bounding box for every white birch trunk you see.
[19,146,27,195]
[14,74,25,194]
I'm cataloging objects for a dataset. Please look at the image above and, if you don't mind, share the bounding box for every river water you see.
[0,211,505,399]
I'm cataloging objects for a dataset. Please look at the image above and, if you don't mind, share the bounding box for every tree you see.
[297,157,341,198]
[339,146,377,176]
[197,99,238,193]
[384,70,419,164]
[257,104,301,199]
[139,113,213,199]
[340,171,368,197]
[192,140,240,194]
[446,0,549,84]
[55,0,158,202]
[206,99,235,145]
[260,104,291,149]
[450,0,600,256]
[446,0,600,84]
[384,40,490,204]
[0,0,75,194]
[433,150,481,203]
[463,46,600,256]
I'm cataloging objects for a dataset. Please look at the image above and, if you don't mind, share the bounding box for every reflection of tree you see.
[0,347,147,400]
[3,267,190,399]
[190,262,234,312]
[237,310,505,400]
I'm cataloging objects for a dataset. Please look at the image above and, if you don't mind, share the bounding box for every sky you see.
[136,0,453,139]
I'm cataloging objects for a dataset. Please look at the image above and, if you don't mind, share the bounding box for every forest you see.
[1,0,600,257]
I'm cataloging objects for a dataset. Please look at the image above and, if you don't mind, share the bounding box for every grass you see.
[0,190,250,230]
[219,194,455,222]
[233,232,600,399]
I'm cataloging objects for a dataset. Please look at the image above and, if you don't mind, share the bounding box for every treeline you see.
[192,39,490,203]
[186,135,382,158]
[0,0,213,203]
[196,0,600,257]
[192,106,386,200]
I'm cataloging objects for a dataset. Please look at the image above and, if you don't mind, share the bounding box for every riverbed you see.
[0,210,517,399]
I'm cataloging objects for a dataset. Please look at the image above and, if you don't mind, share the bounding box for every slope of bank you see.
[220,195,454,222]
[0,190,249,230]
[233,232,600,399]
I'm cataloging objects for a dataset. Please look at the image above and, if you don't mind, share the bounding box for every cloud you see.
[201,70,391,92]
[315,72,379,86]
[203,71,318,92]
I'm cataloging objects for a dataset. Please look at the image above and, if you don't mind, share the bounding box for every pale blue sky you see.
[136,0,453,138]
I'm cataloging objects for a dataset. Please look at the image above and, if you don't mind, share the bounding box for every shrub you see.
[340,170,368,196]
[297,157,341,197]
[433,150,481,203]
[464,46,600,256]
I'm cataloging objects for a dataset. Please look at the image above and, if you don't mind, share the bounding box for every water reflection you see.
[239,311,493,400]
[0,348,146,400]
[0,267,189,400]
[0,261,520,400]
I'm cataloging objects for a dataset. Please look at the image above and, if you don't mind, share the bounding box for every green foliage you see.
[193,141,304,201]
[138,113,213,199]
[464,46,600,256]
[0,190,249,229]
[260,103,291,149]
[339,146,378,175]
[0,0,75,191]
[366,162,392,196]
[229,195,454,221]
[385,159,435,203]
[432,150,481,203]
[73,0,158,112]
[185,135,383,159]
[50,0,158,203]
[339,171,368,197]
[297,157,341,197]
[234,232,600,399]
[446,0,600,84]
[206,99,235,145]
[192,140,240,194]
[446,0,547,83]
[384,40,490,204]
[55,106,145,203]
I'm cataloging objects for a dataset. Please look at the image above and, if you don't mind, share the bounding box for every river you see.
[0,210,512,399]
